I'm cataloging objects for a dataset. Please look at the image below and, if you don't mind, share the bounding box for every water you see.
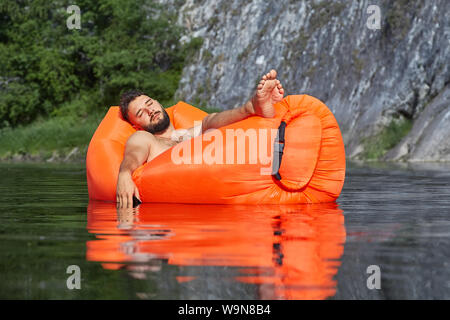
[0,161,449,299]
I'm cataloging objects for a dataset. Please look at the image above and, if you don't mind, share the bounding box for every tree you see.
[0,0,196,127]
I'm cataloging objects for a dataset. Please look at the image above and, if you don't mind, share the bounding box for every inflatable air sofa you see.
[86,95,345,204]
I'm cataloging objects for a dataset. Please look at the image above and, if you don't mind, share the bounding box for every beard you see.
[143,107,171,134]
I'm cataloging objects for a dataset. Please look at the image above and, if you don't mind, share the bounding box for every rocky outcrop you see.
[161,0,450,161]
[385,85,450,161]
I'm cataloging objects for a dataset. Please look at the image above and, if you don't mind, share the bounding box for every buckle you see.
[274,142,285,153]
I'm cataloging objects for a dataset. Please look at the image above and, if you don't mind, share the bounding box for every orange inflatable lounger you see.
[86,95,346,204]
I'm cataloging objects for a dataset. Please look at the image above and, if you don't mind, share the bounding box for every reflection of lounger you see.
[86,95,346,204]
[86,201,346,299]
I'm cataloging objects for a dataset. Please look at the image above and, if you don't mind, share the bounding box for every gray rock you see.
[160,0,450,160]
[385,85,450,161]
[64,147,80,162]
[46,151,59,163]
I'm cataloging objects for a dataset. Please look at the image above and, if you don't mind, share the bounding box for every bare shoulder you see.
[126,131,155,147]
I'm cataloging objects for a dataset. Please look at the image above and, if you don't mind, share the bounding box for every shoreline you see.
[0,147,87,164]
[3,150,450,173]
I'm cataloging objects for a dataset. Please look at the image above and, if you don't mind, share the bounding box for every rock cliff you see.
[161,0,450,161]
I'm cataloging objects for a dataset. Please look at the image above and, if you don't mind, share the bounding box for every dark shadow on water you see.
[86,202,346,300]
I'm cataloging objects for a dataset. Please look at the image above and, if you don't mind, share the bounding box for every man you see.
[116,69,285,207]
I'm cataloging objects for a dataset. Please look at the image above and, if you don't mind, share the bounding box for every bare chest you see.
[147,135,181,162]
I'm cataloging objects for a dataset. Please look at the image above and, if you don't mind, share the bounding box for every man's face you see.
[127,95,171,134]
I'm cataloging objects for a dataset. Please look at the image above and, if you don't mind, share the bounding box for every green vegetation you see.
[383,0,424,41]
[384,0,411,40]
[362,118,413,160]
[0,0,205,161]
[237,44,252,62]
[0,113,102,160]
[309,1,346,32]
[352,49,364,75]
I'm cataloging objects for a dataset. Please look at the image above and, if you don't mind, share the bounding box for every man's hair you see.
[120,90,145,122]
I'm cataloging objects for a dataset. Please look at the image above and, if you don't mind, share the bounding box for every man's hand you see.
[115,131,151,207]
[116,171,141,208]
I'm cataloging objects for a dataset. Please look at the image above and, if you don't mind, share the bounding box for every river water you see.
[0,161,449,299]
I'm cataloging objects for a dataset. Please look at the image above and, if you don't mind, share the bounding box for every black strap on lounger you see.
[272,121,286,180]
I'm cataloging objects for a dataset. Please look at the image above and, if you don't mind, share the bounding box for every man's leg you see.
[200,69,284,133]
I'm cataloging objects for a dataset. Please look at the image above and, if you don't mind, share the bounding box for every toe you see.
[270,69,277,79]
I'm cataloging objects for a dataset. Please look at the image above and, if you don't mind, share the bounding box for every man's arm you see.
[179,100,255,140]
[200,100,254,133]
[116,132,151,208]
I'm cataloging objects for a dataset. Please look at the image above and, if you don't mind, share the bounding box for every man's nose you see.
[145,106,156,115]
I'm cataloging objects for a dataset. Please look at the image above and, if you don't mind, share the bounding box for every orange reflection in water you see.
[86,201,346,299]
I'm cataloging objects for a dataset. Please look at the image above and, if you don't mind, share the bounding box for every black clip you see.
[272,121,286,180]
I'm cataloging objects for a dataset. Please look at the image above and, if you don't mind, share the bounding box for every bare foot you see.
[250,69,285,118]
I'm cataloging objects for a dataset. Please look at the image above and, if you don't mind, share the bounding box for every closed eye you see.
[136,99,152,118]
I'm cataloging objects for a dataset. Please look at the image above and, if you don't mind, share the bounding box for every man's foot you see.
[250,69,285,118]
